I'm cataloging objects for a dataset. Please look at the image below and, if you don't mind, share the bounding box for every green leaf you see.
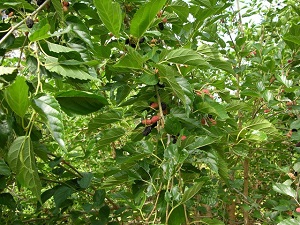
[262,90,274,102]
[32,94,66,150]
[139,72,158,85]
[181,182,204,204]
[278,218,300,225]
[47,41,75,53]
[176,77,194,105]
[162,48,209,67]
[7,136,42,202]
[186,136,217,150]
[0,159,11,176]
[164,115,182,135]
[93,0,122,37]
[97,128,125,148]
[200,218,225,225]
[93,189,106,207]
[290,120,300,130]
[169,0,189,22]
[116,85,131,105]
[246,130,267,142]
[239,117,277,139]
[215,151,229,181]
[55,90,108,115]
[88,110,123,131]
[293,162,300,173]
[52,0,64,22]
[77,172,93,189]
[156,64,186,104]
[283,24,300,50]
[54,186,72,208]
[273,181,297,198]
[197,102,229,121]
[4,76,29,118]
[275,74,293,88]
[0,193,16,210]
[113,48,145,70]
[169,205,186,225]
[29,18,51,42]
[45,56,98,81]
[208,59,234,74]
[66,16,93,48]
[130,0,167,37]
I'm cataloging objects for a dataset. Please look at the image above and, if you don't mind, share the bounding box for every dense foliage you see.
[1,0,300,224]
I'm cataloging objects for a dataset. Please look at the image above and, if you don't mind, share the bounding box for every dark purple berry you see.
[158,22,164,30]
[37,0,45,6]
[139,37,145,43]
[151,122,157,128]
[26,18,34,28]
[172,136,177,144]
[161,102,167,110]
[142,126,152,136]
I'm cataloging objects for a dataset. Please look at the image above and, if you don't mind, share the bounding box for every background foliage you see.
[1,0,300,224]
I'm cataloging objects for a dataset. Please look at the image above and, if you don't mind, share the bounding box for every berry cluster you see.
[141,102,167,136]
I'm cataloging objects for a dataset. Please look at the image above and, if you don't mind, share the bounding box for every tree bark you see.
[243,158,250,224]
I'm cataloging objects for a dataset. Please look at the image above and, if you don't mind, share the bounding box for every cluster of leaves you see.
[1,0,300,224]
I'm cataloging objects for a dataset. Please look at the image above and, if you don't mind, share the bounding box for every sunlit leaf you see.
[32,94,66,150]
[47,41,75,53]
[162,48,209,67]
[293,162,300,173]
[240,117,277,139]
[7,136,42,202]
[4,76,29,118]
[0,66,17,75]
[275,75,293,88]
[130,0,167,37]
[45,56,98,81]
[246,130,267,142]
[94,0,122,37]
[278,218,300,225]
[273,181,296,198]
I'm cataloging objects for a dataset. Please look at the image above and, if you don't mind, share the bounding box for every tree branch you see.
[0,0,51,46]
